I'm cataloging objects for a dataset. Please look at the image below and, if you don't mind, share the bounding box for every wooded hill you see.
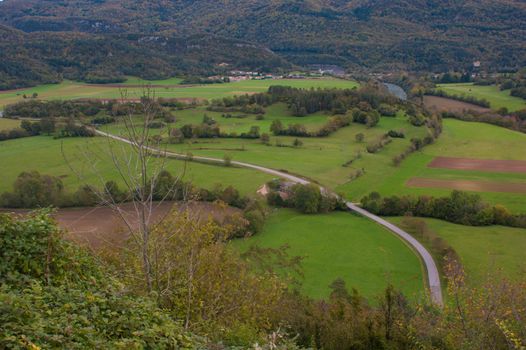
[1,0,526,88]
[0,24,291,89]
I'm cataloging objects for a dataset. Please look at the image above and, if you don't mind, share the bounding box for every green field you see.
[437,83,526,111]
[0,77,359,109]
[338,119,526,212]
[232,209,424,300]
[389,217,526,284]
[159,111,429,189]
[0,136,273,195]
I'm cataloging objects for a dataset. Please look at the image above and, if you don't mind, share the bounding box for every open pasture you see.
[0,77,359,109]
[338,119,526,212]
[232,209,425,300]
[388,217,526,285]
[0,136,273,196]
[406,178,526,194]
[436,83,526,111]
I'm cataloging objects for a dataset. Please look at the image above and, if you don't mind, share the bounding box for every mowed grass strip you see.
[428,157,526,174]
[406,178,526,194]
[437,83,526,111]
[232,209,425,300]
[388,217,526,285]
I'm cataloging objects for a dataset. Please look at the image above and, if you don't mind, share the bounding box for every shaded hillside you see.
[0,25,291,89]
[1,0,525,72]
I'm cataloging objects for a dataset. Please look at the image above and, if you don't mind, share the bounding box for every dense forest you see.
[1,0,526,89]
[0,25,291,89]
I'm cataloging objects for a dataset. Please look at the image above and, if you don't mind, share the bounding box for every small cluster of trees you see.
[266,181,346,214]
[361,190,526,228]
[173,123,261,141]
[4,99,103,119]
[0,118,94,142]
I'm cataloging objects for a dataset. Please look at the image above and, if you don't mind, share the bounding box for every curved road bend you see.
[95,129,443,306]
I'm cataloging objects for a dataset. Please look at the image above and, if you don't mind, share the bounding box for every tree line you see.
[361,190,526,228]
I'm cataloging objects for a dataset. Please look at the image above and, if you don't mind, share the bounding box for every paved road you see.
[95,129,444,306]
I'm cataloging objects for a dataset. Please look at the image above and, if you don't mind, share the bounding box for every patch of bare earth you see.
[1,202,241,250]
[406,178,526,194]
[423,95,490,113]
[429,157,526,174]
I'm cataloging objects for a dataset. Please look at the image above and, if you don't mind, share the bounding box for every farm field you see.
[157,112,429,189]
[422,95,490,113]
[437,83,526,111]
[339,119,526,212]
[0,117,20,130]
[388,217,526,285]
[0,136,273,195]
[101,108,526,212]
[0,77,359,109]
[232,209,425,300]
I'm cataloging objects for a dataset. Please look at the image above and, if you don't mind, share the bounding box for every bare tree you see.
[63,87,188,292]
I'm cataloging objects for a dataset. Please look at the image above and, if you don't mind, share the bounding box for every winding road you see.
[95,129,444,306]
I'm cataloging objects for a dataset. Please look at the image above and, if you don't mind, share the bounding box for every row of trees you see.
[361,190,526,228]
[0,118,94,142]
[441,110,526,134]
[425,89,491,108]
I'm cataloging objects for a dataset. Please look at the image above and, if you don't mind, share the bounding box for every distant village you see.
[208,63,349,83]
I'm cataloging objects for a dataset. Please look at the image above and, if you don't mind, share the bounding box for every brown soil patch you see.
[423,95,490,113]
[1,202,241,250]
[406,178,526,194]
[429,157,526,173]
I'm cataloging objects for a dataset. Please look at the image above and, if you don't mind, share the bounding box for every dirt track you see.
[429,157,526,173]
[407,178,526,194]
[423,95,490,113]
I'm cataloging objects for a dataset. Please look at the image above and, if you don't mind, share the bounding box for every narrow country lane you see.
[95,129,444,306]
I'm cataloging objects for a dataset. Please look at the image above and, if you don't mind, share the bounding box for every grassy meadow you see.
[389,217,526,285]
[338,119,526,212]
[233,209,425,300]
[0,77,359,109]
[0,136,273,195]
[155,109,429,190]
[437,83,526,111]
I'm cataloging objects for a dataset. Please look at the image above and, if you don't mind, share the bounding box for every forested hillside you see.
[0,24,290,89]
[1,0,525,73]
